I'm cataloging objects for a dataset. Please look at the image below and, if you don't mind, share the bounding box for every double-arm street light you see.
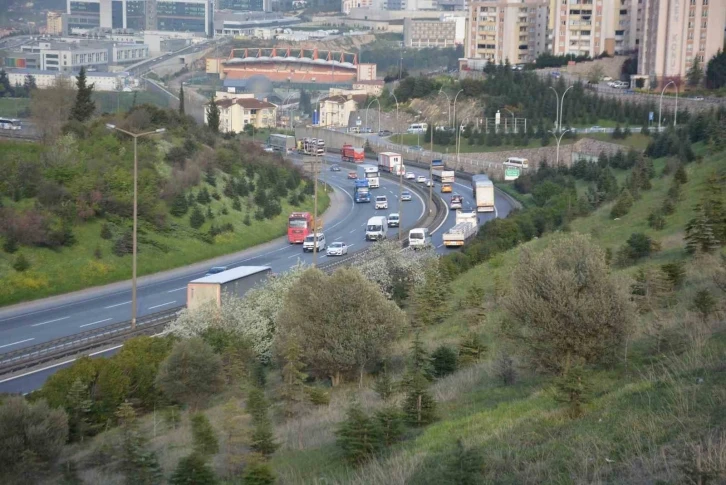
[106,124,166,329]
[501,107,515,134]
[548,85,573,167]
[658,80,679,133]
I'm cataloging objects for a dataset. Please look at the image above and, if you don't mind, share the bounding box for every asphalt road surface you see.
[0,155,514,394]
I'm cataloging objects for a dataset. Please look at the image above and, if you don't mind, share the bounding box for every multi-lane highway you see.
[0,154,514,393]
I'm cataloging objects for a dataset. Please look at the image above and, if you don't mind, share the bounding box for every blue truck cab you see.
[354,179,371,203]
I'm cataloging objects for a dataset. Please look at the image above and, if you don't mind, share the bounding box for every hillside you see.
[0,104,327,306]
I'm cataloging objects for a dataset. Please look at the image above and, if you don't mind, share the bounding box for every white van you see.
[408,228,431,248]
[365,216,388,241]
[303,232,326,252]
[387,213,400,227]
[407,122,428,134]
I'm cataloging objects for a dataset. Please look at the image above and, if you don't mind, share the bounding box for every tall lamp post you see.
[548,128,571,167]
[390,92,400,151]
[428,118,434,215]
[501,107,515,134]
[457,117,469,167]
[658,80,678,133]
[365,98,381,133]
[549,85,573,132]
[452,89,464,133]
[106,124,166,329]
[438,89,452,127]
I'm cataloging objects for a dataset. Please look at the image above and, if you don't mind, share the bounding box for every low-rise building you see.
[5,68,137,91]
[352,79,384,96]
[208,92,277,133]
[6,39,149,72]
[318,90,368,128]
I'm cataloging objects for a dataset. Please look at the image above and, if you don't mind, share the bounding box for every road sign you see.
[504,167,521,181]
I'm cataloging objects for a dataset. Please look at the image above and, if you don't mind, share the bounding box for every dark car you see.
[330,165,341,172]
[205,266,228,276]
[378,130,392,137]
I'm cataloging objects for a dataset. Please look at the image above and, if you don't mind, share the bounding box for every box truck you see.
[342,144,365,163]
[442,211,478,247]
[187,266,272,311]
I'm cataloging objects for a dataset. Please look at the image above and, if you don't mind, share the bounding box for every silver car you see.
[401,190,412,201]
[326,241,348,256]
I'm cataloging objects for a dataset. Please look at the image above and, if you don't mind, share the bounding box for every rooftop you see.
[5,67,129,77]
[320,94,368,105]
[215,97,277,109]
[189,266,271,285]
[354,79,385,85]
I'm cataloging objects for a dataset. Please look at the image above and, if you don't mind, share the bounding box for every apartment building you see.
[466,0,549,64]
[46,12,66,35]
[548,0,635,57]
[404,16,466,48]
[638,0,726,85]
[209,92,278,133]
[66,0,212,35]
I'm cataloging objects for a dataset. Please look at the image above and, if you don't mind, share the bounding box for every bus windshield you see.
[289,219,307,228]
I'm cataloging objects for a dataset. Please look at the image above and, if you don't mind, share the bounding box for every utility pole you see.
[312,152,319,268]
[429,121,433,215]
[398,157,403,240]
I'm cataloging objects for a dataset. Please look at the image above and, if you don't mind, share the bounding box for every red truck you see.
[341,144,365,163]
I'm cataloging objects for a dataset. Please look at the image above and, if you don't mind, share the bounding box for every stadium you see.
[216,47,360,86]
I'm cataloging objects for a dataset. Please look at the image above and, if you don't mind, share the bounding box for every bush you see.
[504,233,634,374]
[100,223,112,240]
[674,164,688,184]
[0,397,69,479]
[170,193,189,217]
[242,455,276,485]
[2,234,18,253]
[12,253,30,272]
[661,261,686,288]
[305,386,331,406]
[155,338,224,409]
[691,289,717,322]
[648,210,666,230]
[625,232,655,260]
[458,332,487,367]
[431,345,458,378]
[112,231,133,257]
[232,197,242,211]
[494,352,517,385]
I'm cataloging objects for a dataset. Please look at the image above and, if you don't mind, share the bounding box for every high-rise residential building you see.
[46,12,66,35]
[638,0,726,84]
[548,0,635,58]
[466,0,549,64]
[404,14,466,48]
[66,0,212,35]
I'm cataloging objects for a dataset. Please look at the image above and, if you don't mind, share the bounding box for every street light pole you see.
[365,98,381,133]
[457,118,469,168]
[312,152,319,268]
[452,89,464,133]
[659,80,677,132]
[106,124,166,329]
[429,119,434,215]
[390,92,400,151]
[548,85,573,132]
[502,107,515,134]
[438,89,451,127]
[548,128,570,167]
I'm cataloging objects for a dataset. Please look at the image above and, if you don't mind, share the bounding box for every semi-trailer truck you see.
[377,152,404,175]
[471,174,495,212]
[267,134,296,152]
[187,266,271,311]
[342,144,365,163]
[354,179,371,203]
[443,211,478,247]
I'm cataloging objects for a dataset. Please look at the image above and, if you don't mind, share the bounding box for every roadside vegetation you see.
[0,72,327,306]
[2,106,725,484]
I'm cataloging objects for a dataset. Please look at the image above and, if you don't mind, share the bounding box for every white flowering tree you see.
[354,240,438,302]
[165,263,307,360]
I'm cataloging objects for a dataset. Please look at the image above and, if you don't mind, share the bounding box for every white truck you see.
[471,174,495,212]
[377,152,404,176]
[359,163,380,188]
[365,216,388,241]
[443,211,478,247]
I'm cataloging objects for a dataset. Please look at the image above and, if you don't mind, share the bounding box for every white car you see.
[375,195,388,210]
[387,213,400,227]
[602,76,613,82]
[326,241,348,256]
[401,190,412,201]
[425,179,434,187]
[417,175,426,183]
[405,172,416,180]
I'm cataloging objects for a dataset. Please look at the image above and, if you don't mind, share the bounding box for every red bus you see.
[288,212,314,243]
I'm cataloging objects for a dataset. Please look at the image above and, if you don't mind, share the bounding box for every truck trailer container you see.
[471,174,495,213]
[187,266,271,311]
[377,152,404,175]
[431,159,455,184]
[267,134,296,152]
[342,144,365,163]
[443,211,478,247]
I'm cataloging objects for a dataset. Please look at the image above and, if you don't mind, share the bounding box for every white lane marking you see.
[31,316,70,327]
[104,301,131,309]
[288,253,302,259]
[167,287,186,293]
[349,229,356,233]
[148,301,175,310]
[0,344,126,385]
[0,338,35,349]
[437,243,445,248]
[431,193,451,235]
[79,318,112,328]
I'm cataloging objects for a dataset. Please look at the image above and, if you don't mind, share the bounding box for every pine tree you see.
[246,387,278,457]
[66,378,92,442]
[373,369,394,401]
[407,332,433,381]
[191,413,219,457]
[691,289,716,323]
[685,209,720,254]
[70,67,96,122]
[220,400,248,478]
[687,56,704,87]
[554,364,591,419]
[458,332,487,367]
[401,371,437,427]
[170,192,189,217]
[335,402,383,464]
[179,84,185,115]
[100,222,113,240]
[674,164,688,184]
[279,338,307,416]
[661,261,686,289]
[116,401,163,484]
[207,95,220,133]
[374,406,405,447]
[412,263,449,326]
[610,189,634,218]
[431,345,458,378]
[12,253,30,272]
[170,453,217,485]
[443,440,485,484]
[232,197,242,212]
[190,206,205,229]
[242,454,276,485]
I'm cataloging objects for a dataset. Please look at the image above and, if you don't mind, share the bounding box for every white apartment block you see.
[548,0,636,58]
[638,0,726,84]
[467,0,549,64]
